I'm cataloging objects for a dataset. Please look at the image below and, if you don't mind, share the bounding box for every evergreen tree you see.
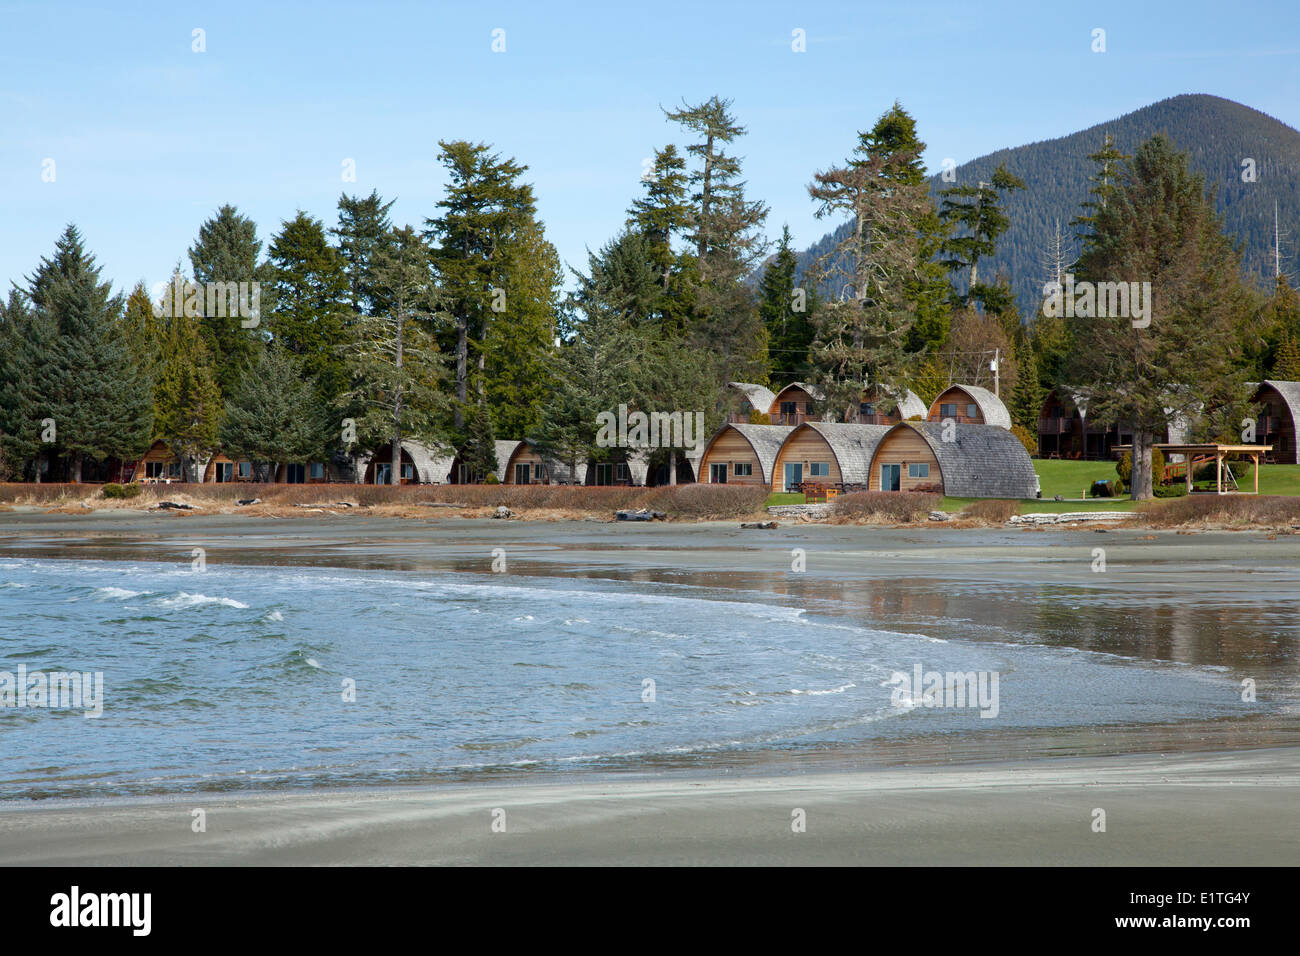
[220,347,330,481]
[188,205,265,396]
[153,273,224,481]
[664,96,770,380]
[627,143,692,326]
[425,140,548,436]
[806,103,938,413]
[265,212,351,404]
[1272,332,1300,380]
[15,227,153,481]
[340,226,449,484]
[1068,134,1248,499]
[759,225,816,384]
[938,162,1025,310]
[458,401,498,481]
[332,190,396,316]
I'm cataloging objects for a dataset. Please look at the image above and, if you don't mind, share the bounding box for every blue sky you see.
[2,0,1298,296]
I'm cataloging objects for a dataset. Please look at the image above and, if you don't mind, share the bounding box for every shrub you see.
[960,499,1019,522]
[1192,460,1253,486]
[102,482,142,499]
[1117,447,1165,484]
[1090,479,1115,498]
[1138,495,1300,528]
[906,414,924,421]
[1010,424,1038,456]
[1152,483,1188,498]
[748,410,771,425]
[830,491,940,522]
[482,473,500,484]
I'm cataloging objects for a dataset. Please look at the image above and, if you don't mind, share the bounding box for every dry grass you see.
[0,481,768,521]
[1136,494,1300,529]
[959,499,1021,524]
[830,491,941,524]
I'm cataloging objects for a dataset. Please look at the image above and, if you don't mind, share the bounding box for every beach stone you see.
[493,506,513,519]
[928,511,951,522]
[236,498,261,506]
[740,521,777,529]
[155,501,193,510]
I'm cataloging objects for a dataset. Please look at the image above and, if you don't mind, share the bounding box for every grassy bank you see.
[0,482,770,521]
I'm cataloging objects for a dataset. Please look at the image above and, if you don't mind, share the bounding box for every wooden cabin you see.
[450,440,520,484]
[726,382,777,425]
[768,382,825,426]
[770,422,891,492]
[868,421,1038,498]
[698,424,793,486]
[927,384,1012,429]
[646,451,697,486]
[1252,381,1300,463]
[848,386,928,425]
[502,440,587,484]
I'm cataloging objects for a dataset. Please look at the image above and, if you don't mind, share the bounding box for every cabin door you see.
[514,463,531,485]
[880,463,901,491]
[710,463,727,484]
[214,462,233,483]
[783,462,802,492]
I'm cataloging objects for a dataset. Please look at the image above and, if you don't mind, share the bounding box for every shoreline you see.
[1,747,1296,865]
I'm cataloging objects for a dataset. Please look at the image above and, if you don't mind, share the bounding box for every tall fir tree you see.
[265,212,352,405]
[1068,134,1248,499]
[332,190,396,317]
[759,225,816,384]
[220,347,330,481]
[188,205,265,396]
[153,271,224,481]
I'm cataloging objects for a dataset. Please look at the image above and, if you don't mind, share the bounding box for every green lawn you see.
[763,463,1300,512]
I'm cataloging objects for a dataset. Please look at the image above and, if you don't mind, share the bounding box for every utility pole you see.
[991,348,1000,398]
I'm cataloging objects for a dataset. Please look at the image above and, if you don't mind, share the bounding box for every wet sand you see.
[1,749,1296,865]
[2,510,1297,864]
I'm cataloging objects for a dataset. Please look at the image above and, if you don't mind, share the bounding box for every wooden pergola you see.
[1113,443,1272,494]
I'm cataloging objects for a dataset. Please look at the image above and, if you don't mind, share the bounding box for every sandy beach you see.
[1,748,1296,865]
[2,510,1297,865]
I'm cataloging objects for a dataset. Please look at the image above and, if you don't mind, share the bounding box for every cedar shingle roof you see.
[797,422,893,485]
[900,421,1037,498]
[935,384,1012,429]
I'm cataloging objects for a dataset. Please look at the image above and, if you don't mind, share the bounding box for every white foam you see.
[790,682,857,696]
[95,586,148,600]
[155,592,250,610]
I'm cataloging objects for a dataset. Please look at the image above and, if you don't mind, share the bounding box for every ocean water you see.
[0,556,1257,799]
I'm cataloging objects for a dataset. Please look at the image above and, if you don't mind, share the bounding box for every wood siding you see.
[771,430,840,490]
[868,429,942,491]
[928,386,985,425]
[1257,384,1299,464]
[699,430,766,484]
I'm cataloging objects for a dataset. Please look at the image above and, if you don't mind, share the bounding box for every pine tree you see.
[332,191,396,316]
[938,163,1025,309]
[18,227,153,481]
[425,140,546,436]
[340,226,449,484]
[664,96,770,381]
[1069,134,1247,499]
[265,212,351,405]
[759,226,816,384]
[220,347,329,481]
[152,275,224,482]
[806,103,938,413]
[188,205,265,396]
[1272,332,1300,380]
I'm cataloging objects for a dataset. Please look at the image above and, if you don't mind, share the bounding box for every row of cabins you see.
[727,381,1008,429]
[1036,381,1300,464]
[698,420,1038,498]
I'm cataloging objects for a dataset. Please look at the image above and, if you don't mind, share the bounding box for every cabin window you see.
[215,462,233,483]
[908,463,930,479]
[286,463,306,484]
[780,401,797,417]
[733,462,752,477]
[594,463,612,485]
[616,463,629,481]
[939,403,956,418]
[167,462,182,479]
[804,402,814,415]
[515,463,531,485]
[238,461,252,479]
[310,463,324,480]
[1051,407,1063,419]
[860,403,875,418]
[809,462,830,477]
[375,463,392,484]
[146,461,166,479]
[710,463,728,483]
[967,404,978,418]
[402,463,414,481]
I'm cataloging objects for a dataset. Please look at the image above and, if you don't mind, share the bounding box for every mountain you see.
[795,94,1300,319]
